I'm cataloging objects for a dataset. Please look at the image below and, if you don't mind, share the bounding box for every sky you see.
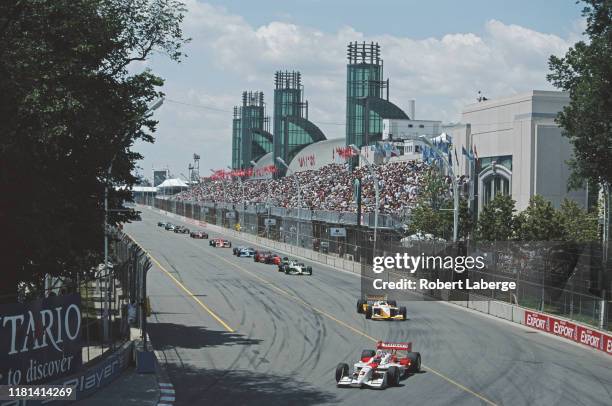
[134,0,585,181]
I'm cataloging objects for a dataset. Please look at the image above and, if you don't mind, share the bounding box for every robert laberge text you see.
[373,278,516,292]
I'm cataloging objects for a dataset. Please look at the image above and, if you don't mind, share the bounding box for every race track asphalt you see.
[124,208,612,406]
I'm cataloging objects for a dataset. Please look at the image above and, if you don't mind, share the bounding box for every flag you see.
[462,146,474,161]
[391,144,400,157]
[454,146,459,166]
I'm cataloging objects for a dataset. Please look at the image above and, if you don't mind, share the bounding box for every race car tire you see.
[406,352,421,373]
[356,300,365,314]
[228,242,232,248]
[306,267,312,275]
[335,363,349,383]
[285,269,290,274]
[400,306,407,320]
[365,305,372,319]
[278,266,284,272]
[387,366,400,386]
[360,349,376,359]
[388,300,397,307]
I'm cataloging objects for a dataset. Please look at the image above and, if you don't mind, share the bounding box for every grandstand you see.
[176,160,441,216]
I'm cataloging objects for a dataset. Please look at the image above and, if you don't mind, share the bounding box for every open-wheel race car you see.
[173,225,190,234]
[357,295,407,321]
[234,247,255,257]
[254,251,281,265]
[190,230,209,239]
[278,258,312,275]
[209,238,231,248]
[335,341,421,389]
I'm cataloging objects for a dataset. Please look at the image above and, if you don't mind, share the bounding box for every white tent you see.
[157,178,188,188]
[156,178,189,197]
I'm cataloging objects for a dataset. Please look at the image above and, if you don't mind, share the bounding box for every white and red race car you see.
[335,341,421,389]
[209,238,231,248]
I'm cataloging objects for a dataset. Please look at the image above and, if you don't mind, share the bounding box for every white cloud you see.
[137,1,581,177]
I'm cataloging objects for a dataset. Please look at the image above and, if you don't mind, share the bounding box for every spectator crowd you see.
[175,161,436,215]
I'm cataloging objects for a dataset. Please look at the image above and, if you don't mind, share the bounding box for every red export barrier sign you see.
[550,318,578,341]
[604,334,612,355]
[524,311,548,332]
[577,326,604,351]
[524,310,611,356]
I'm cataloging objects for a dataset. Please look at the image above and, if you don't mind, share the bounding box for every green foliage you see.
[0,0,187,298]
[475,194,517,241]
[475,194,599,242]
[514,195,563,241]
[406,203,447,238]
[557,198,599,242]
[407,165,474,240]
[547,0,612,189]
[419,166,450,211]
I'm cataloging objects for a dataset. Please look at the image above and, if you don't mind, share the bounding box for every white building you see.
[382,118,441,141]
[453,90,586,212]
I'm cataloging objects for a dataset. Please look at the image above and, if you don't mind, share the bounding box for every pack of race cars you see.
[157,217,417,390]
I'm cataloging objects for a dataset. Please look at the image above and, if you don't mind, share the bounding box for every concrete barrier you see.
[489,300,515,322]
[512,307,525,324]
[468,300,489,314]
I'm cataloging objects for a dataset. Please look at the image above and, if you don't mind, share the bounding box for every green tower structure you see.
[345,42,409,155]
[273,71,326,176]
[231,91,273,169]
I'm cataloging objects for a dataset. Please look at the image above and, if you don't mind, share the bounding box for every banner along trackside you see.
[0,293,82,385]
[524,310,611,356]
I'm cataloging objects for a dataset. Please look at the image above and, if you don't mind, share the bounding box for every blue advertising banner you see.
[0,294,82,386]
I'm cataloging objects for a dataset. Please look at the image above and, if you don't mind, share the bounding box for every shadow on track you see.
[164,364,339,406]
[148,322,262,350]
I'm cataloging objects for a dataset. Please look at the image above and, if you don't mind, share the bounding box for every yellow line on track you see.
[127,233,234,333]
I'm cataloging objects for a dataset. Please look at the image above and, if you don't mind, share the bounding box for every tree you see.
[407,202,450,239]
[406,166,456,239]
[458,198,474,240]
[419,166,451,211]
[0,0,187,300]
[514,195,563,241]
[557,198,599,242]
[407,164,473,240]
[475,194,516,241]
[547,1,612,189]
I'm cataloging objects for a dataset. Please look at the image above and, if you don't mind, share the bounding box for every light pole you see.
[349,144,379,259]
[104,97,163,343]
[419,134,459,242]
[276,157,300,247]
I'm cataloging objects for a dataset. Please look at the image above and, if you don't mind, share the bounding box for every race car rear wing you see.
[376,341,412,352]
[365,294,388,301]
